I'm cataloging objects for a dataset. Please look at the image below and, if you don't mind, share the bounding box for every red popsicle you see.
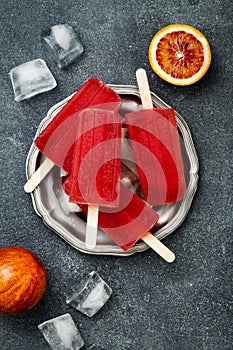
[64,107,122,249]
[66,108,122,207]
[126,108,186,205]
[24,78,121,193]
[96,184,159,250]
[35,78,121,174]
[77,184,158,249]
[125,68,186,206]
[78,184,175,262]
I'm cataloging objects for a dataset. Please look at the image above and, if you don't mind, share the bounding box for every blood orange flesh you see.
[149,24,211,85]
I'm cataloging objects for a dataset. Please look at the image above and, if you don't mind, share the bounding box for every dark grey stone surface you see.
[0,1,232,349]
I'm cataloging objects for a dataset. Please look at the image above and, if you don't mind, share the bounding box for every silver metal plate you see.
[26,85,199,256]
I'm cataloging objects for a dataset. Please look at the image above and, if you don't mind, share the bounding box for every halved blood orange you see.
[149,24,211,85]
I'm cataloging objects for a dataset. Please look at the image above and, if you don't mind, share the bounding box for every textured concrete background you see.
[0,0,232,349]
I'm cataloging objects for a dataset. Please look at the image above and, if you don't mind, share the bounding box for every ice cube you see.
[38,313,84,350]
[42,24,84,68]
[66,271,112,317]
[9,59,57,102]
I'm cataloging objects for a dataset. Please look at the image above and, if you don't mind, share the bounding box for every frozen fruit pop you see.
[66,108,122,207]
[24,78,121,193]
[78,184,175,262]
[35,78,121,173]
[125,68,186,206]
[65,107,122,249]
[96,184,158,250]
[126,108,186,205]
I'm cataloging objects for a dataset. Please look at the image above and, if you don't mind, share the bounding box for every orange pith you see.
[149,24,211,85]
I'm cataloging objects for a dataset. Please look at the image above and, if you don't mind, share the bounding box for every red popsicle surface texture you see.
[65,108,122,206]
[126,108,186,205]
[35,78,121,173]
[76,184,159,250]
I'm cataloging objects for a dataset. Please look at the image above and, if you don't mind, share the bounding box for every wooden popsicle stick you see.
[85,205,99,249]
[141,232,175,263]
[136,68,154,109]
[24,158,55,193]
[135,68,175,262]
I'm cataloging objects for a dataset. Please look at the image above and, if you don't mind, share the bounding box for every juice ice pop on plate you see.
[124,68,186,206]
[126,108,186,205]
[78,184,174,262]
[66,107,122,249]
[95,184,159,251]
[66,108,122,207]
[77,184,159,250]
[35,78,121,174]
[24,78,121,193]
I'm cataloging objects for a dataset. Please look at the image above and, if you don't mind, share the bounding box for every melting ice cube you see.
[42,24,84,68]
[9,59,57,102]
[38,313,84,350]
[66,271,112,317]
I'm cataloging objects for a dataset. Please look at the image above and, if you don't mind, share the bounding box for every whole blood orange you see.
[0,246,47,314]
[149,24,211,85]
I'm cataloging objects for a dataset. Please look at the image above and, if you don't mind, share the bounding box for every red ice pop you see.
[64,107,122,249]
[35,78,121,173]
[24,78,121,193]
[65,108,122,207]
[125,68,186,206]
[78,184,175,262]
[126,108,186,205]
[77,184,158,250]
[96,184,158,250]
